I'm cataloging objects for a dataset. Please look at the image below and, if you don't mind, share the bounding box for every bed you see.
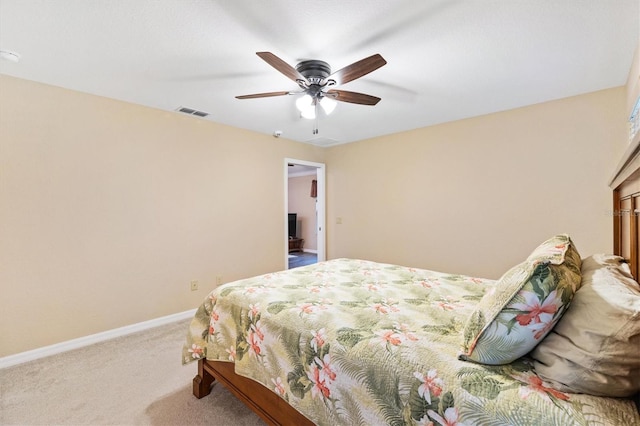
[183,168,640,425]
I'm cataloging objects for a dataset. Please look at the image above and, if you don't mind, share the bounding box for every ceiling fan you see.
[236,52,387,134]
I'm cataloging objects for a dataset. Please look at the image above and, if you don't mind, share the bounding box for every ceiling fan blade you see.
[326,89,381,105]
[256,52,308,84]
[235,91,291,99]
[327,54,387,86]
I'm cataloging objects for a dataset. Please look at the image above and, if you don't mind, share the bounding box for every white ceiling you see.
[0,0,638,146]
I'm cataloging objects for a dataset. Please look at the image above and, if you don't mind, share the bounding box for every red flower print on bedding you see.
[375,329,403,347]
[394,322,418,342]
[514,372,569,402]
[433,296,463,311]
[247,320,265,359]
[208,308,220,335]
[310,328,327,352]
[248,303,260,320]
[413,369,444,405]
[188,344,204,359]
[225,345,236,361]
[416,278,440,289]
[248,329,262,357]
[427,407,464,426]
[271,376,286,397]
[307,364,332,399]
[375,323,420,350]
[298,303,316,314]
[370,298,400,314]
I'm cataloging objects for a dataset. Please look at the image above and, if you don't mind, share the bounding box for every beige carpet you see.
[0,319,265,425]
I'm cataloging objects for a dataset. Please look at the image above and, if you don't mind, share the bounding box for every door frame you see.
[284,158,326,269]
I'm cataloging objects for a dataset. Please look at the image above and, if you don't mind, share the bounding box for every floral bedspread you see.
[183,259,640,426]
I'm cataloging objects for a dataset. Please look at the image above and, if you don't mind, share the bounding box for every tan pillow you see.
[531,254,640,397]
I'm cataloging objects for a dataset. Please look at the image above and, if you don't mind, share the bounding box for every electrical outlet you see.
[216,276,222,286]
[190,280,199,291]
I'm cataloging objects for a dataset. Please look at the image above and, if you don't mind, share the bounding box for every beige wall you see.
[0,75,324,357]
[288,174,317,251]
[0,74,629,358]
[326,88,627,279]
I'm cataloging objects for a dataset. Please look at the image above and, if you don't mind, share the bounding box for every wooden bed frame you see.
[611,136,640,414]
[613,169,640,278]
[193,356,313,425]
[192,141,640,425]
[611,132,640,272]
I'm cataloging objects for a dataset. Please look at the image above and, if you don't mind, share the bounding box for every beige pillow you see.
[531,254,640,397]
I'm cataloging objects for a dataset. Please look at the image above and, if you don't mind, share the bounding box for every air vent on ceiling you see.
[176,106,209,118]
[305,137,340,147]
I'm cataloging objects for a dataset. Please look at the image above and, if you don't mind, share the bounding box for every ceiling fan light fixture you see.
[295,94,313,110]
[296,94,336,120]
[296,94,316,119]
[300,106,316,120]
[320,96,337,115]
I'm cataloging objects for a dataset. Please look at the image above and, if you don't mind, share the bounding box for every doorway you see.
[285,158,326,269]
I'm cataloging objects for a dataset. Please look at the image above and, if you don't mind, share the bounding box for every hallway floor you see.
[288,251,317,269]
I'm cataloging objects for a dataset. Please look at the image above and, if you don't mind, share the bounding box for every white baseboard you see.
[0,308,197,370]
[303,249,318,254]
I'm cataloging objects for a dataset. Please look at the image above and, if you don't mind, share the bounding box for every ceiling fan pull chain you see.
[313,103,319,135]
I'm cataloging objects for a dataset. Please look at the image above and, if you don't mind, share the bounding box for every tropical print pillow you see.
[459,234,582,365]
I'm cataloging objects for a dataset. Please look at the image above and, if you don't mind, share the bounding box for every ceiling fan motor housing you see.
[296,60,331,84]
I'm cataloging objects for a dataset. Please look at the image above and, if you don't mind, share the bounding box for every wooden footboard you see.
[192,359,314,426]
